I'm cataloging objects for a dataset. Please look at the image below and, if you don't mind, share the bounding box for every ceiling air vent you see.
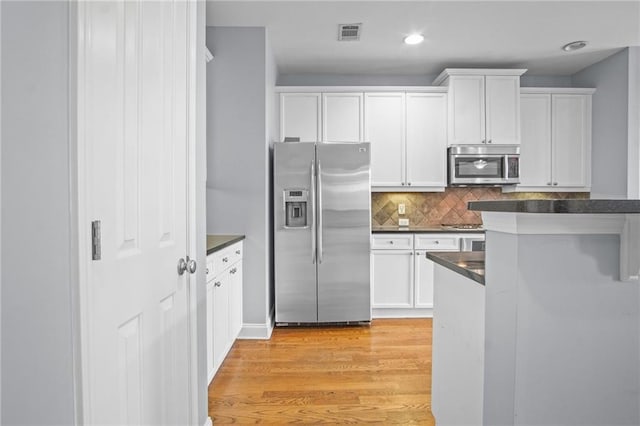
[338,23,362,41]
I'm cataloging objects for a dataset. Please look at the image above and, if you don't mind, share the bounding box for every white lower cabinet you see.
[206,240,243,384]
[372,233,461,317]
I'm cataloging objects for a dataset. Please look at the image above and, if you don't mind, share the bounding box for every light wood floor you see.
[208,318,435,424]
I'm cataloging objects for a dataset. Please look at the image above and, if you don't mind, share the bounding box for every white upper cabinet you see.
[434,69,526,145]
[485,75,521,145]
[552,94,591,187]
[519,94,552,187]
[322,93,363,142]
[406,93,448,187]
[516,89,594,192]
[364,93,405,187]
[280,93,321,142]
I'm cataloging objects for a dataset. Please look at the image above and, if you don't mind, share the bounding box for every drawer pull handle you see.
[214,281,221,287]
[223,257,229,262]
[206,268,209,274]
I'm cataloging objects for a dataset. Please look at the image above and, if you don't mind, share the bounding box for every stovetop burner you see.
[441,224,484,230]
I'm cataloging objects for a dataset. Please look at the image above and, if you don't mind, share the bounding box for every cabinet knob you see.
[435,240,440,244]
[407,182,412,186]
[223,257,229,262]
[214,281,221,287]
[230,267,237,274]
[389,241,394,244]
[553,182,558,186]
[235,250,241,255]
[487,139,492,144]
[482,140,486,144]
[547,182,552,186]
[416,252,421,256]
[401,182,405,186]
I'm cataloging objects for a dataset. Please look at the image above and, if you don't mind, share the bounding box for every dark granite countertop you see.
[372,226,484,234]
[426,251,485,285]
[468,199,640,214]
[206,234,245,255]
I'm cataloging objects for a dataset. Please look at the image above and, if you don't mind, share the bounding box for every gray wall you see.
[277,73,435,86]
[520,75,573,87]
[206,27,272,328]
[1,2,77,424]
[266,36,278,317]
[277,73,572,87]
[572,48,630,198]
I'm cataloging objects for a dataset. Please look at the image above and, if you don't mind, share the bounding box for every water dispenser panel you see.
[284,189,309,228]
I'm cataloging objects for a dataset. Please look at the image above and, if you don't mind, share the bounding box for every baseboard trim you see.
[238,310,274,339]
[372,308,433,319]
[204,416,213,426]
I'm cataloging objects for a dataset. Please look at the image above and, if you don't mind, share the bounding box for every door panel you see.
[485,75,521,145]
[317,143,371,322]
[552,94,589,187]
[449,76,485,145]
[81,1,191,424]
[280,93,321,142]
[322,93,364,142]
[274,143,318,323]
[520,94,552,186]
[364,93,405,186]
[406,93,447,187]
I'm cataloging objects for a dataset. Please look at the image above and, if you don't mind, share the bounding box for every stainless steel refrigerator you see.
[274,142,371,324]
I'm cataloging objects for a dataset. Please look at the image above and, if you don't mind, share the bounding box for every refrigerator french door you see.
[274,142,371,324]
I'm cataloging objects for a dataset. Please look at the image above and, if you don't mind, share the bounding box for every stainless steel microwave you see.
[448,145,520,186]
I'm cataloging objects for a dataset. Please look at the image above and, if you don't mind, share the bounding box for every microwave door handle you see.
[504,155,509,180]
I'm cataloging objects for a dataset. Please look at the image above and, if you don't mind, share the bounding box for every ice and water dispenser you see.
[283,189,309,228]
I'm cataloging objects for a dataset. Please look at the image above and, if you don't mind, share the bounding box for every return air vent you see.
[338,23,362,41]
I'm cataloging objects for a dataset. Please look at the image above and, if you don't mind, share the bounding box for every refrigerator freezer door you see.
[274,143,318,323]
[316,143,372,322]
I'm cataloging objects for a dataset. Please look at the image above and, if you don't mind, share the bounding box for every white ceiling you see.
[206,0,640,77]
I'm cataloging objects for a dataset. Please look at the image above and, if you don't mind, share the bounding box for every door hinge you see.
[91,220,101,261]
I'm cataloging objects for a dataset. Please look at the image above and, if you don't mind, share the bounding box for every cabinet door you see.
[206,279,215,382]
[448,75,485,145]
[520,94,552,187]
[552,94,591,187]
[406,93,447,187]
[485,75,521,145]
[414,252,436,309]
[228,260,243,340]
[365,93,405,186]
[371,250,414,308]
[322,93,363,142]
[280,93,321,142]
[212,273,230,373]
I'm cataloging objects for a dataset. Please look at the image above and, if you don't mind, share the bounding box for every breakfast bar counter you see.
[430,199,640,426]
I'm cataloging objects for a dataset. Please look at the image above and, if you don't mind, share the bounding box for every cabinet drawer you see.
[415,235,459,251]
[371,234,413,250]
[210,241,243,276]
[205,259,215,282]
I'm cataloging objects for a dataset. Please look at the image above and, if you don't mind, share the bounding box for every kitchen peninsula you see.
[429,200,640,426]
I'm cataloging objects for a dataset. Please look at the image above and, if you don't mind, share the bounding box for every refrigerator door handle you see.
[317,160,323,264]
[310,160,316,264]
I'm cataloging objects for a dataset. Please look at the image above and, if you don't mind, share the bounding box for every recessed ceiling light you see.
[404,34,424,45]
[562,40,587,52]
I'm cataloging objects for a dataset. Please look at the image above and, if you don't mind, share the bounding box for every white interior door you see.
[78,1,192,424]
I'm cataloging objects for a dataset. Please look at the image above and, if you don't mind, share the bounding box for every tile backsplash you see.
[372,188,590,227]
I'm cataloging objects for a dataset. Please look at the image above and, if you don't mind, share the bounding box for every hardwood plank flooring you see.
[208,318,435,424]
